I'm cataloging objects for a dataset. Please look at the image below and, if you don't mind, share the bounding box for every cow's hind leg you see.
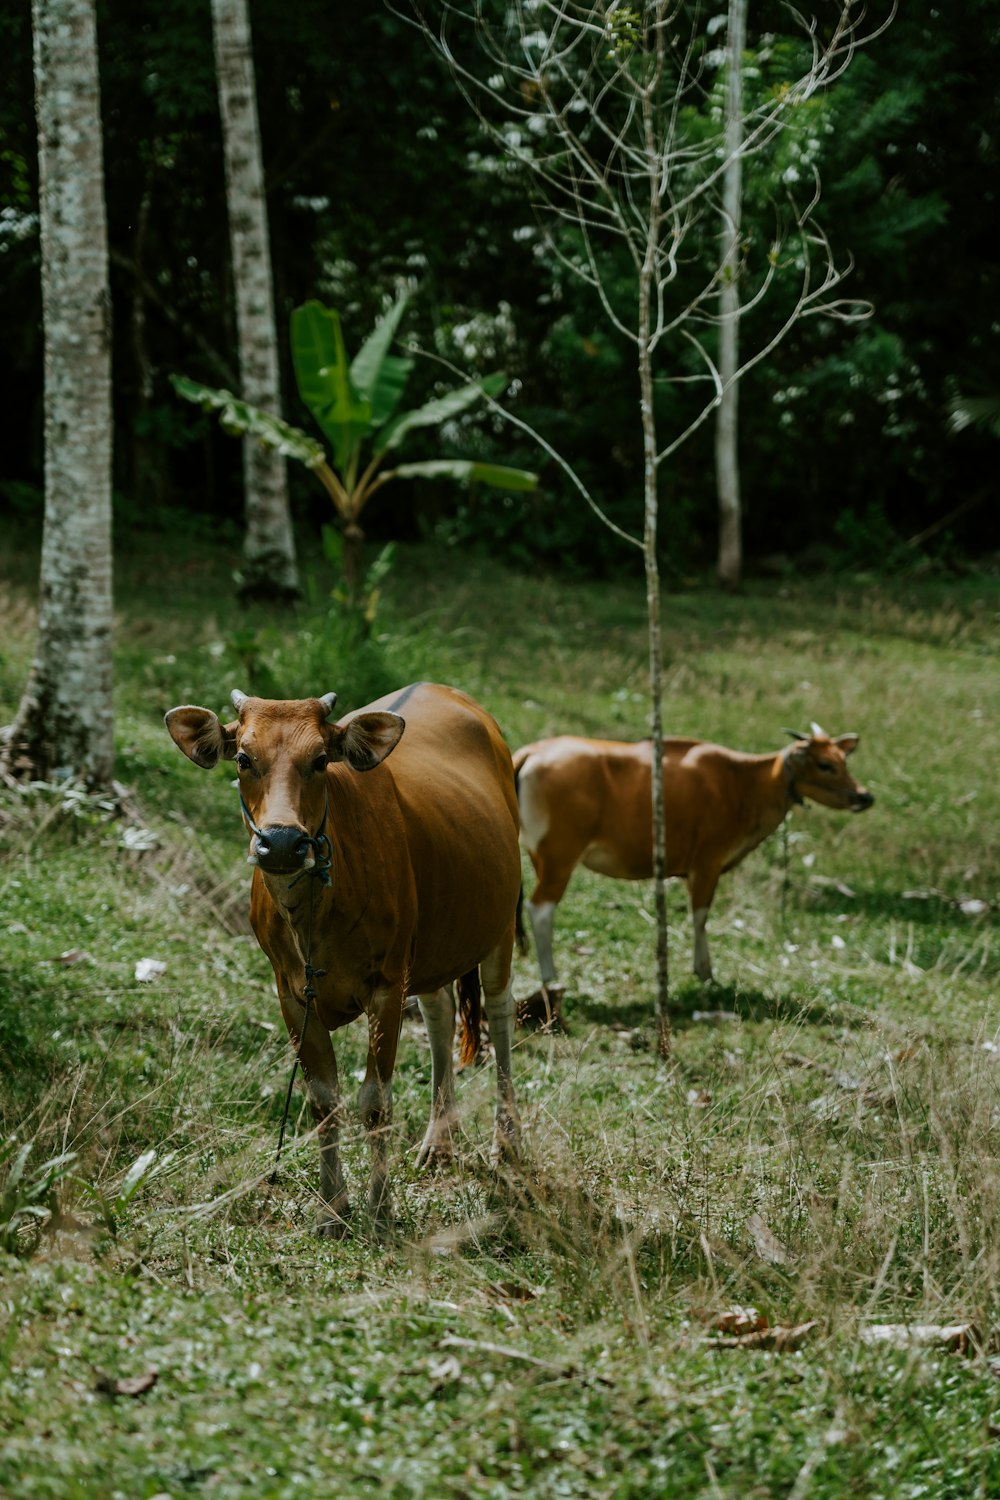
[278,989,350,1239]
[416,984,458,1168]
[524,851,576,994]
[480,936,522,1162]
[359,988,403,1237]
[686,868,721,984]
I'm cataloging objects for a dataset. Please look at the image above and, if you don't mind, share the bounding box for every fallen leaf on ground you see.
[489,1280,544,1303]
[691,1305,768,1336]
[747,1213,790,1265]
[50,948,93,966]
[134,958,167,983]
[94,1368,159,1397]
[860,1323,979,1355]
[708,1321,818,1352]
[427,1354,461,1389]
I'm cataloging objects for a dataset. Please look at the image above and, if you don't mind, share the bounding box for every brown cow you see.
[166,682,522,1237]
[513,724,873,989]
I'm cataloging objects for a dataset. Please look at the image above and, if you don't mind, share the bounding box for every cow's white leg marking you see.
[359,987,401,1235]
[416,985,457,1168]
[692,906,714,984]
[278,990,349,1238]
[480,947,521,1162]
[526,899,558,988]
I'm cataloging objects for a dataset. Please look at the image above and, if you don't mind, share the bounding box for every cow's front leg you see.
[480,942,522,1162]
[416,985,458,1168]
[359,987,403,1237]
[278,988,349,1238]
[686,869,720,984]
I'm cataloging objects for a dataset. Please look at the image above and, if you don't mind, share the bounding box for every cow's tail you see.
[515,884,527,954]
[457,969,483,1067]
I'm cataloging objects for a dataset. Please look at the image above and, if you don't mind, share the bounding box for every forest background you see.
[1,0,997,576]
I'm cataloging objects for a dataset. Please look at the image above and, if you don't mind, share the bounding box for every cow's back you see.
[515,734,771,882]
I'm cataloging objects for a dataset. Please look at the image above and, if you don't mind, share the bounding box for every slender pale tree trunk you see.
[2,0,114,789]
[211,0,299,600]
[716,0,747,590]
[639,50,671,1061]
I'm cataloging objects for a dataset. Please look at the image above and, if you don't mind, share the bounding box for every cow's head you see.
[165,692,405,876]
[783,723,874,812]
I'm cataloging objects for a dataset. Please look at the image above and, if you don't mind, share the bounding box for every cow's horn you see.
[319,691,338,717]
[231,689,249,712]
[783,727,808,741]
[810,721,828,739]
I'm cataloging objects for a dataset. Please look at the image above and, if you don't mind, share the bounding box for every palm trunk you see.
[3,0,114,789]
[716,0,747,590]
[211,0,299,600]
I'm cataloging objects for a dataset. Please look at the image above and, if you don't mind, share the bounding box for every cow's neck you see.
[260,871,327,957]
[776,747,805,815]
[259,837,366,947]
[740,751,801,846]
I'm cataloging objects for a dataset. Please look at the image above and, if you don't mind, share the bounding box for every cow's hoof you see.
[416,1124,456,1171]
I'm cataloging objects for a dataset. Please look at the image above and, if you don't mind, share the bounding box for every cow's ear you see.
[165,706,238,768]
[834,733,859,755]
[326,711,405,772]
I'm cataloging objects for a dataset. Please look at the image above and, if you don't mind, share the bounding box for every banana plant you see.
[172,294,538,600]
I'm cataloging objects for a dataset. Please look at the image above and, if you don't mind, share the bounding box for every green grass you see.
[1,531,999,1497]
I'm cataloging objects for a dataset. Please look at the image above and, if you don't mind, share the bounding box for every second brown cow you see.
[513,724,873,989]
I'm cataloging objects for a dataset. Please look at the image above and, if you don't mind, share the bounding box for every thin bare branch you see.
[409,343,642,552]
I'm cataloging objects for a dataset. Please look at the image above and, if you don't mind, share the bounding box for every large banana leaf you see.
[390,458,538,492]
[291,302,372,476]
[948,393,1000,438]
[171,376,326,467]
[374,372,508,455]
[350,293,414,428]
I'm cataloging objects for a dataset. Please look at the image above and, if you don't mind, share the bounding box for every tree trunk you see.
[211,0,299,601]
[715,0,747,591]
[639,51,671,1061]
[2,0,114,789]
[640,338,671,1060]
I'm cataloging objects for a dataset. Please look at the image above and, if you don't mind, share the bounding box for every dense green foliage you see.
[1,1,997,572]
[2,533,1000,1494]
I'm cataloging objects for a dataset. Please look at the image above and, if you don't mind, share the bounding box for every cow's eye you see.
[818,761,836,774]
[312,753,328,773]
[236,752,253,773]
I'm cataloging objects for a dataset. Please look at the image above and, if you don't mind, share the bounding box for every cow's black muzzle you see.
[255,824,313,872]
[239,791,333,884]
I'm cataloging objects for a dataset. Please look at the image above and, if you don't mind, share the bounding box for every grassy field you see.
[1,529,999,1498]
